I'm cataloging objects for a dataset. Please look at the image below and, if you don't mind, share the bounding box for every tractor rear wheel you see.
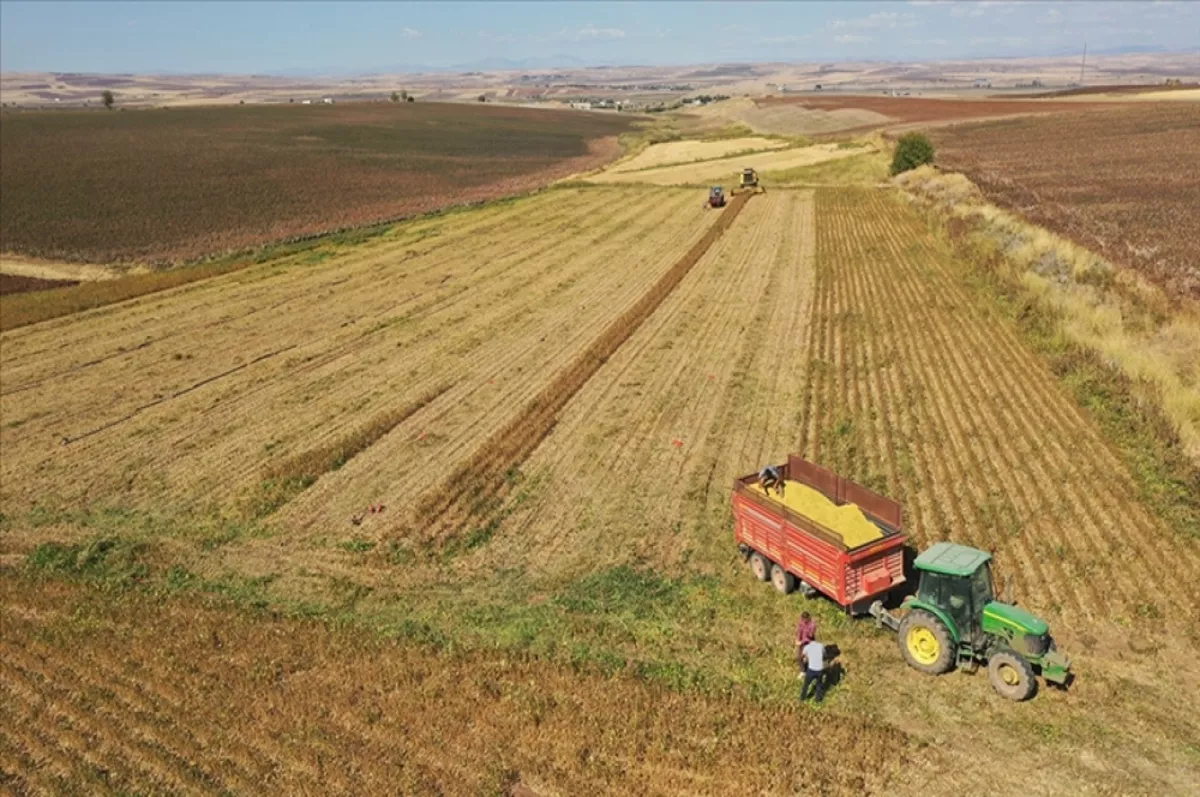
[771,564,796,594]
[749,552,770,581]
[898,610,955,675]
[988,650,1037,701]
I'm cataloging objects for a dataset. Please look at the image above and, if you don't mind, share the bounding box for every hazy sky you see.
[1,1,1196,73]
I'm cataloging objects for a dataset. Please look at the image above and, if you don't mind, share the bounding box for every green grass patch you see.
[26,538,150,588]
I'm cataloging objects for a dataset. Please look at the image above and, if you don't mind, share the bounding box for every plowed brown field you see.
[930,103,1200,298]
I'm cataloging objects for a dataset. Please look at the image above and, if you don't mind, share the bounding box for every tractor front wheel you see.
[988,650,1037,701]
[749,552,770,581]
[898,610,955,675]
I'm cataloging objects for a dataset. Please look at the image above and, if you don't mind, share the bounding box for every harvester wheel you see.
[771,564,796,595]
[898,610,955,675]
[988,650,1037,701]
[749,552,771,582]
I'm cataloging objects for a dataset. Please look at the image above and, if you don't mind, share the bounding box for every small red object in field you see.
[672,438,684,448]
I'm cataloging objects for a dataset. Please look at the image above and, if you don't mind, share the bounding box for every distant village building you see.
[973,78,992,89]
[570,101,592,110]
[322,97,335,104]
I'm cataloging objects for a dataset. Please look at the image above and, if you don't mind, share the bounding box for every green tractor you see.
[870,542,1071,700]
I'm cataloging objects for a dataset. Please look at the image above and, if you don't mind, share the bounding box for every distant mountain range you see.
[271,55,594,78]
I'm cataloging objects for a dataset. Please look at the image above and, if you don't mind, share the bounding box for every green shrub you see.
[891,133,935,175]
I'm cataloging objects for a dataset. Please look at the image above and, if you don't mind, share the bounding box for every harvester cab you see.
[708,186,727,208]
[871,542,1070,700]
[737,167,762,194]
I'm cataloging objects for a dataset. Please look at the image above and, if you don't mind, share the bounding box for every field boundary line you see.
[412,192,755,549]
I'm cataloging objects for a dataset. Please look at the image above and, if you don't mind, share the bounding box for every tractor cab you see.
[884,541,1071,700]
[912,543,997,646]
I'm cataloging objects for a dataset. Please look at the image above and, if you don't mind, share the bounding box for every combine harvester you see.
[733,455,1071,700]
[734,167,764,195]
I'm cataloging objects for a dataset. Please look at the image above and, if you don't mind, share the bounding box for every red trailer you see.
[733,455,906,614]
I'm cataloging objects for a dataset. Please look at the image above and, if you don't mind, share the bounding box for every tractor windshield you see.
[971,562,996,608]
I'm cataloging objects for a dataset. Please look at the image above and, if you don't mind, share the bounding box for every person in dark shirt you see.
[759,464,784,497]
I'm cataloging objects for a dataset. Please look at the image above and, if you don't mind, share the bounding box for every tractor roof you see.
[915,541,991,577]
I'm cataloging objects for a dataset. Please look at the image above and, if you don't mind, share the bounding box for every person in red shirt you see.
[795,611,816,670]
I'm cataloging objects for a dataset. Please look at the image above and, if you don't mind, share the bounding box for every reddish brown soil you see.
[757,94,1121,126]
[0,272,78,295]
[931,103,1200,298]
[0,103,633,265]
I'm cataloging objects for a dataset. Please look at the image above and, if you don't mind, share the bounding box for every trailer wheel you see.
[898,610,955,675]
[771,564,796,595]
[988,650,1037,701]
[749,553,770,581]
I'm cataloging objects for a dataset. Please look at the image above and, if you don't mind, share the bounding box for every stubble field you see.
[4,136,1200,794]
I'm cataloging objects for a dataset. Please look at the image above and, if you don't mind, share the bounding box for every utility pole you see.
[1079,41,1087,85]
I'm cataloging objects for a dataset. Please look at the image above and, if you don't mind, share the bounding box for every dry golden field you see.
[608,135,788,173]
[587,142,868,186]
[4,169,1200,794]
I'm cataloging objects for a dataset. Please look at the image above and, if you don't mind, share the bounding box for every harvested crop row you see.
[804,188,1200,629]
[464,191,816,590]
[0,576,909,796]
[0,187,718,534]
[413,192,752,549]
